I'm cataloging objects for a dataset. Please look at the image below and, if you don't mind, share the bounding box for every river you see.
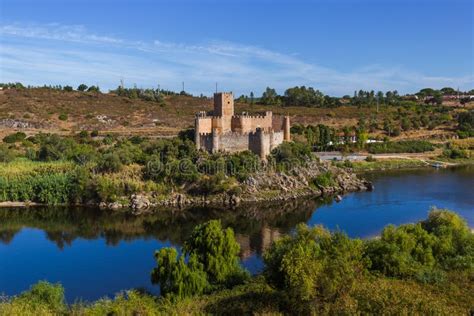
[0,166,473,302]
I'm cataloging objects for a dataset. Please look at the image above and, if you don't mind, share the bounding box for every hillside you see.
[0,88,471,140]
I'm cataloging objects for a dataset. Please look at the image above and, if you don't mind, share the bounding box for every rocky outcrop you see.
[99,160,372,211]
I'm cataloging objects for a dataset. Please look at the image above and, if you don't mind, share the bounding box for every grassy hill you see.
[0,87,470,140]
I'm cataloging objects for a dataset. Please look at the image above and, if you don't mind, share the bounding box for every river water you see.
[0,166,473,301]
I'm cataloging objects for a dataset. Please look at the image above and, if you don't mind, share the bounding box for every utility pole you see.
[182,81,184,93]
[376,94,379,113]
[215,82,218,93]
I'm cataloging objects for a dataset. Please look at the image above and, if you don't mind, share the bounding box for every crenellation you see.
[195,92,290,159]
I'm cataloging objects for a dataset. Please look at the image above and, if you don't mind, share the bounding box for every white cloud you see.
[0,23,472,95]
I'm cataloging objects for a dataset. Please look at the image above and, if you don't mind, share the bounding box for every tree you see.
[183,220,248,285]
[151,248,208,299]
[77,84,88,91]
[440,87,456,95]
[151,220,249,300]
[63,85,73,92]
[87,85,100,92]
[260,87,279,105]
[264,224,366,309]
[250,91,255,104]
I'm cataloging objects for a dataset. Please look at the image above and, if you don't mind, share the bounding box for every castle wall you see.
[196,117,213,134]
[195,92,289,158]
[271,131,284,150]
[231,112,273,134]
[219,133,250,153]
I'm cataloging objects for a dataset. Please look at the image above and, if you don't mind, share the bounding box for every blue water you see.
[0,166,473,302]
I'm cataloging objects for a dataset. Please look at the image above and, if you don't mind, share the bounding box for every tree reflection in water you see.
[0,196,334,258]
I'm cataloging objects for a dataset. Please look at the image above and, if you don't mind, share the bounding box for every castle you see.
[194,92,290,159]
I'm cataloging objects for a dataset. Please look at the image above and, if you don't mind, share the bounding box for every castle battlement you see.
[195,92,290,159]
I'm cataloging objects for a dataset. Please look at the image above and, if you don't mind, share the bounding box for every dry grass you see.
[1,88,470,139]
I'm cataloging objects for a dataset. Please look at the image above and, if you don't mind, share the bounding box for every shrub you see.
[0,144,15,162]
[3,132,27,143]
[311,171,335,188]
[58,113,68,121]
[264,224,366,310]
[15,281,65,313]
[98,152,123,173]
[365,209,474,278]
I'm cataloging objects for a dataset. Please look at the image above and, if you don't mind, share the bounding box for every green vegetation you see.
[367,140,435,154]
[0,132,314,205]
[1,209,472,314]
[152,220,249,300]
[352,158,427,172]
[2,132,27,143]
[457,110,474,138]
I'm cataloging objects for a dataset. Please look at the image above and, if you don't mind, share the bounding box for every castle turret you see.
[283,115,291,141]
[212,128,219,153]
[213,92,234,117]
[195,116,201,150]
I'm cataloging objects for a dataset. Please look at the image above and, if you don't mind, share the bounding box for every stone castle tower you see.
[195,92,290,159]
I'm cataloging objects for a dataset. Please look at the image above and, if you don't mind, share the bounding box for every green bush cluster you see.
[457,110,474,138]
[311,171,335,188]
[0,166,79,204]
[3,132,27,143]
[366,209,473,279]
[0,144,16,162]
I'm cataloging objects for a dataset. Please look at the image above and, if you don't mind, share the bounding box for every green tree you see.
[151,220,249,300]
[151,248,208,299]
[77,84,88,91]
[183,220,249,286]
[260,87,280,105]
[264,224,366,308]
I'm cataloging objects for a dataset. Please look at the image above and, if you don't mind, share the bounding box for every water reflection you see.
[0,197,331,259]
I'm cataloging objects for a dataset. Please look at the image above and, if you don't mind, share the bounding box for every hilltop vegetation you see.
[1,83,472,141]
[1,209,472,314]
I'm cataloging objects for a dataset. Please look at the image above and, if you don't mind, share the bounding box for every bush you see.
[365,209,474,278]
[0,144,16,162]
[311,171,334,188]
[58,113,68,121]
[3,132,27,143]
[15,281,65,313]
[264,224,366,310]
[98,152,123,173]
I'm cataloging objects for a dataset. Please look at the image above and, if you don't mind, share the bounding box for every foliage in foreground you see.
[0,209,472,315]
[151,220,249,300]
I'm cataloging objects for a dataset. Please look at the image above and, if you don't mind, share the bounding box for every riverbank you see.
[0,157,372,211]
[351,156,474,172]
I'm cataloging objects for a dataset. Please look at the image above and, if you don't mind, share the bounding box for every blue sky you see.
[0,0,472,96]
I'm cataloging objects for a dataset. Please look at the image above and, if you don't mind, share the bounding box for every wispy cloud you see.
[0,23,472,95]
